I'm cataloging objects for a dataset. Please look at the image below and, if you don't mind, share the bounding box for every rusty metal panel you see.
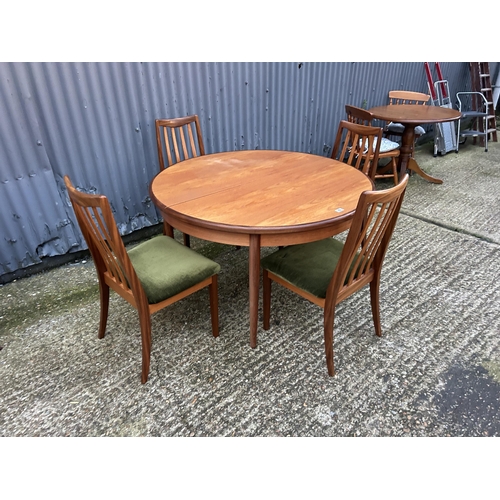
[0,61,493,277]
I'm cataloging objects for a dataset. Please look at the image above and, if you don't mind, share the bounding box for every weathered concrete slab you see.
[1,140,499,437]
[402,140,500,244]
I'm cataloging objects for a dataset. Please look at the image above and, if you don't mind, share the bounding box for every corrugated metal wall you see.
[1,61,497,278]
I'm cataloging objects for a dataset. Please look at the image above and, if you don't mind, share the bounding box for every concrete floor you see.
[1,138,499,438]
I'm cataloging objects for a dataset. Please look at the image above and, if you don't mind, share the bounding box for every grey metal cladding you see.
[0,61,496,276]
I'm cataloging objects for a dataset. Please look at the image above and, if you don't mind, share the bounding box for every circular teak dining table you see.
[369,104,461,184]
[149,150,373,347]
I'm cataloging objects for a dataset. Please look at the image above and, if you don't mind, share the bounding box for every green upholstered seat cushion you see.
[261,238,346,299]
[127,235,220,304]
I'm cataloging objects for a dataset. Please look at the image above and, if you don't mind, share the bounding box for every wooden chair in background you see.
[331,120,383,180]
[384,90,431,157]
[64,175,220,384]
[345,104,400,185]
[261,174,409,376]
[155,115,205,247]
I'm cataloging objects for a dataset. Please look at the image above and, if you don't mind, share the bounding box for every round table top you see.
[369,104,461,124]
[150,150,373,234]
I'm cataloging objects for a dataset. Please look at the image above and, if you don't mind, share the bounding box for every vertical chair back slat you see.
[186,124,197,158]
[171,127,182,163]
[163,128,174,167]
[178,126,189,160]
[89,206,128,287]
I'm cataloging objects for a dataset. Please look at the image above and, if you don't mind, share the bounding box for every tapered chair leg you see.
[370,275,382,337]
[139,313,152,384]
[323,302,335,377]
[263,270,271,330]
[183,233,191,247]
[98,279,110,339]
[209,275,219,337]
[323,303,336,376]
[391,158,398,185]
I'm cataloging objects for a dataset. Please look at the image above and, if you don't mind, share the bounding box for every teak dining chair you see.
[261,174,409,377]
[64,175,220,384]
[155,115,206,247]
[384,90,431,157]
[345,105,400,184]
[331,120,383,180]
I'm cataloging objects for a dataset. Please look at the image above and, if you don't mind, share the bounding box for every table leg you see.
[407,158,443,184]
[400,124,443,184]
[249,234,261,348]
[162,221,174,238]
[399,125,415,176]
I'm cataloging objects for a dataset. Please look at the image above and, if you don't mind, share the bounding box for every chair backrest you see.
[155,115,205,171]
[326,174,409,305]
[331,120,382,179]
[345,104,373,126]
[388,90,430,105]
[64,176,144,305]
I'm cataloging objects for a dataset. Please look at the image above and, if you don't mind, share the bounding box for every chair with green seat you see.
[261,174,409,376]
[64,175,220,384]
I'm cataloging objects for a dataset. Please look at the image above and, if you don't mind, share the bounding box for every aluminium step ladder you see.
[456,91,490,152]
[424,62,457,156]
[468,62,497,146]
